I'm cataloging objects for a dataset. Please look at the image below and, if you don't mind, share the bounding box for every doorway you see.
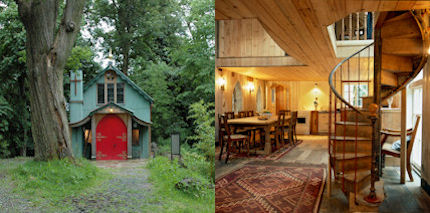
[96,115,128,160]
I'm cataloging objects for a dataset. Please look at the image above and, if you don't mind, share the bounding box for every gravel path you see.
[66,160,155,213]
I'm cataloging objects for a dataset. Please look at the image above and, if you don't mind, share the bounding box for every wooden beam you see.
[400,88,407,184]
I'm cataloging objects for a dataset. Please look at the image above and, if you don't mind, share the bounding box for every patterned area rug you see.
[216,162,325,213]
[218,140,303,161]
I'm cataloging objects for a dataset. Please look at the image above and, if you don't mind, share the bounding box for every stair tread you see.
[336,121,372,126]
[384,12,411,23]
[330,136,372,141]
[338,169,371,183]
[333,153,371,160]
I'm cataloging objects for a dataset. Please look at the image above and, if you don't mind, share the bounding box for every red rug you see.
[216,162,325,213]
[218,140,303,161]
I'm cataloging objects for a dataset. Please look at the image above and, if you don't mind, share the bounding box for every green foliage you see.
[0,135,11,158]
[187,100,215,180]
[88,0,183,74]
[131,62,189,141]
[182,148,213,181]
[11,158,109,205]
[146,156,214,212]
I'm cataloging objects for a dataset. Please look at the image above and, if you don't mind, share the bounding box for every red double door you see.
[96,115,127,160]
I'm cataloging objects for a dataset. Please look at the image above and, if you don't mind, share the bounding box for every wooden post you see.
[356,12,360,40]
[349,14,352,40]
[401,88,407,184]
[374,20,383,178]
[327,156,332,197]
[372,12,375,39]
[364,12,368,40]
[341,18,345,40]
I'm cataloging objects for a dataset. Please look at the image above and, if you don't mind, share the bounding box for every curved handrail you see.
[328,43,374,115]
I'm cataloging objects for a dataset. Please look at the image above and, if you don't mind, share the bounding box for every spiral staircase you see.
[328,10,429,211]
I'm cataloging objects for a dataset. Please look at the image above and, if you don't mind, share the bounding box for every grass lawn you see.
[0,157,111,212]
[145,156,215,213]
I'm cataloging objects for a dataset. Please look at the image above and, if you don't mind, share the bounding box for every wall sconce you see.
[217,77,226,91]
[247,81,255,93]
[109,108,114,113]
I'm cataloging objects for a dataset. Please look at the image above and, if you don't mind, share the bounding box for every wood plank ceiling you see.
[216,0,430,81]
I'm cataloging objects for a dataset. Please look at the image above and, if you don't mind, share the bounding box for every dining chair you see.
[218,114,226,150]
[225,112,235,119]
[219,115,249,163]
[279,109,291,116]
[247,110,254,117]
[238,111,248,118]
[284,111,298,145]
[270,112,286,150]
[380,115,421,181]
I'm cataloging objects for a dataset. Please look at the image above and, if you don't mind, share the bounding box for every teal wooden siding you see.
[71,127,83,157]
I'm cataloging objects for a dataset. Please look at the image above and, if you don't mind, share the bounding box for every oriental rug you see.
[215,162,325,213]
[218,140,303,161]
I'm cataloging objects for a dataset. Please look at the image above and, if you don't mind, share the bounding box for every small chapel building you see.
[68,62,153,160]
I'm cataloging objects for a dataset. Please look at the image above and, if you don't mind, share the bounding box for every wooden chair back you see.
[218,114,225,129]
[247,110,254,117]
[279,109,291,115]
[225,112,235,119]
[238,111,247,118]
[407,115,421,159]
[223,115,233,137]
[290,111,298,127]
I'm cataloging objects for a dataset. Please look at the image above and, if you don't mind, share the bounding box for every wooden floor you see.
[215,135,430,212]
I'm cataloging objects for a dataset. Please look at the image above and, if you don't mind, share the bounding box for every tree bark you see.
[16,0,86,160]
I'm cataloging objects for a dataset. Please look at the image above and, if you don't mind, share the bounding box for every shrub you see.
[187,100,215,180]
[147,156,212,199]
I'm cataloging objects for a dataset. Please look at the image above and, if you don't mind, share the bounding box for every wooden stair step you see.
[335,121,372,126]
[330,136,371,141]
[338,169,371,183]
[384,12,411,23]
[382,38,422,56]
[333,153,371,160]
[381,16,420,39]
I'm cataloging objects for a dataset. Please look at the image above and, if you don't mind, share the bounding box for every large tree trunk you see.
[16,0,86,160]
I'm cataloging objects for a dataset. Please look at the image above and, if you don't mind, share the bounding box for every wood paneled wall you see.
[217,19,285,57]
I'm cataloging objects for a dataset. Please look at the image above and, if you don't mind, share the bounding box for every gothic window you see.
[117,83,124,103]
[107,83,115,103]
[97,84,104,104]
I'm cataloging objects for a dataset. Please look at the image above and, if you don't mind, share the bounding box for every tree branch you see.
[52,0,86,70]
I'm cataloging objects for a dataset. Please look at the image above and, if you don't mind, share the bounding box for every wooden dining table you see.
[227,115,291,155]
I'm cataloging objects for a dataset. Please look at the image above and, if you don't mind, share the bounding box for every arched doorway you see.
[257,86,263,113]
[232,82,243,113]
[96,115,127,160]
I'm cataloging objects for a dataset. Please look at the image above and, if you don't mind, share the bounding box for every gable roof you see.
[83,62,154,103]
[69,102,152,127]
